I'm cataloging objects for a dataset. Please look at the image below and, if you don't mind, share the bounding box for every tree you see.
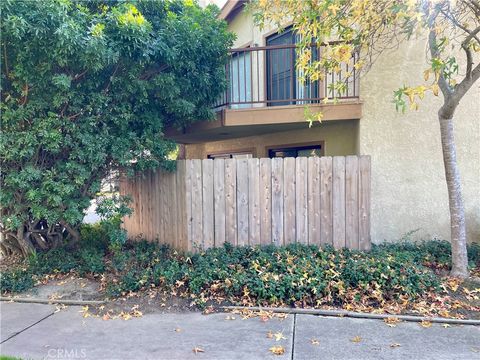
[0,0,234,256]
[251,0,479,278]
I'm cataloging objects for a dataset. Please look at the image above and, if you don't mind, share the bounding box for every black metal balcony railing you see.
[215,44,360,110]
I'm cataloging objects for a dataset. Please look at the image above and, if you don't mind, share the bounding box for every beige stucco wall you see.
[212,9,480,244]
[360,39,480,244]
[185,120,359,159]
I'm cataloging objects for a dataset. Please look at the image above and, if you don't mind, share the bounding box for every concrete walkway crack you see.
[291,313,296,360]
[1,311,55,344]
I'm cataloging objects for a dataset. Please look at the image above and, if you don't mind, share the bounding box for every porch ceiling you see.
[165,101,363,144]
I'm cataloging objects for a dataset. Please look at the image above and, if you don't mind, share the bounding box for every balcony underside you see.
[166,101,362,144]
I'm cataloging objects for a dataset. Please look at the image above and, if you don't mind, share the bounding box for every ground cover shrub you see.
[1,228,478,311]
[371,240,480,269]
[0,268,35,293]
[107,242,443,307]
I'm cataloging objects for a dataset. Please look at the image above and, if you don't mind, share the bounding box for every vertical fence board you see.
[296,157,308,244]
[333,157,346,249]
[167,170,177,247]
[345,156,359,250]
[159,170,166,245]
[202,159,214,249]
[213,159,226,247]
[271,158,284,245]
[176,160,188,250]
[191,159,203,249]
[132,175,140,239]
[169,170,177,246]
[237,159,249,246]
[159,169,167,245]
[320,157,333,245]
[120,156,371,252]
[283,157,296,244]
[259,158,272,245]
[185,160,193,251]
[151,170,159,242]
[248,158,261,245]
[359,155,371,250]
[307,157,321,245]
[225,158,237,245]
[155,170,162,241]
[138,173,146,240]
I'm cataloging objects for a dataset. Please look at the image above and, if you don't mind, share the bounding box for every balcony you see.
[167,44,362,143]
[215,44,360,109]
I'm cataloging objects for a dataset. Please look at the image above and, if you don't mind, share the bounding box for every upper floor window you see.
[229,49,252,109]
[266,28,319,106]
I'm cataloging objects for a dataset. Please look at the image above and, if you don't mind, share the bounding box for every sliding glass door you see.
[266,29,319,106]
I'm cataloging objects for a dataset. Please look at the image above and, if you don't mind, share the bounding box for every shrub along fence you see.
[119,156,371,251]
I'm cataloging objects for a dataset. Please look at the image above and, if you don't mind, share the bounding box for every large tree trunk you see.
[438,115,468,278]
[16,226,35,257]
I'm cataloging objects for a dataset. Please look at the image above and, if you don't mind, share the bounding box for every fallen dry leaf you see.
[351,336,362,343]
[442,324,451,329]
[224,315,236,321]
[438,310,451,318]
[267,331,273,339]
[420,320,432,328]
[203,306,214,315]
[390,343,401,348]
[269,345,285,355]
[260,315,270,322]
[120,312,132,321]
[273,332,286,341]
[384,317,400,327]
[310,338,320,345]
[192,347,205,354]
[132,309,143,318]
[446,278,460,292]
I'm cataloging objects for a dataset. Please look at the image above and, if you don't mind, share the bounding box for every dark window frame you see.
[267,142,324,158]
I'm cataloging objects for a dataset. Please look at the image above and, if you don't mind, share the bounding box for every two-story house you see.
[167,0,479,244]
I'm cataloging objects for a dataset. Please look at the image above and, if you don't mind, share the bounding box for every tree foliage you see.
[0,0,234,256]
[251,0,480,277]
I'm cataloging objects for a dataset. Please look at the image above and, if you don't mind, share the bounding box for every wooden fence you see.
[120,156,371,251]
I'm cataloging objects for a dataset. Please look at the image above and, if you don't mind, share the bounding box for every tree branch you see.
[453,60,480,101]
[428,29,452,97]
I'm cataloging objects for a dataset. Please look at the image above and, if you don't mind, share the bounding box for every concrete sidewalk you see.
[1,302,479,360]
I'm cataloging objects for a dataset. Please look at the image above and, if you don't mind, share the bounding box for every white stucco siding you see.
[360,39,480,243]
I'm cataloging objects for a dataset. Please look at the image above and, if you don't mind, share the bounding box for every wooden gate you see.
[120,156,371,251]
